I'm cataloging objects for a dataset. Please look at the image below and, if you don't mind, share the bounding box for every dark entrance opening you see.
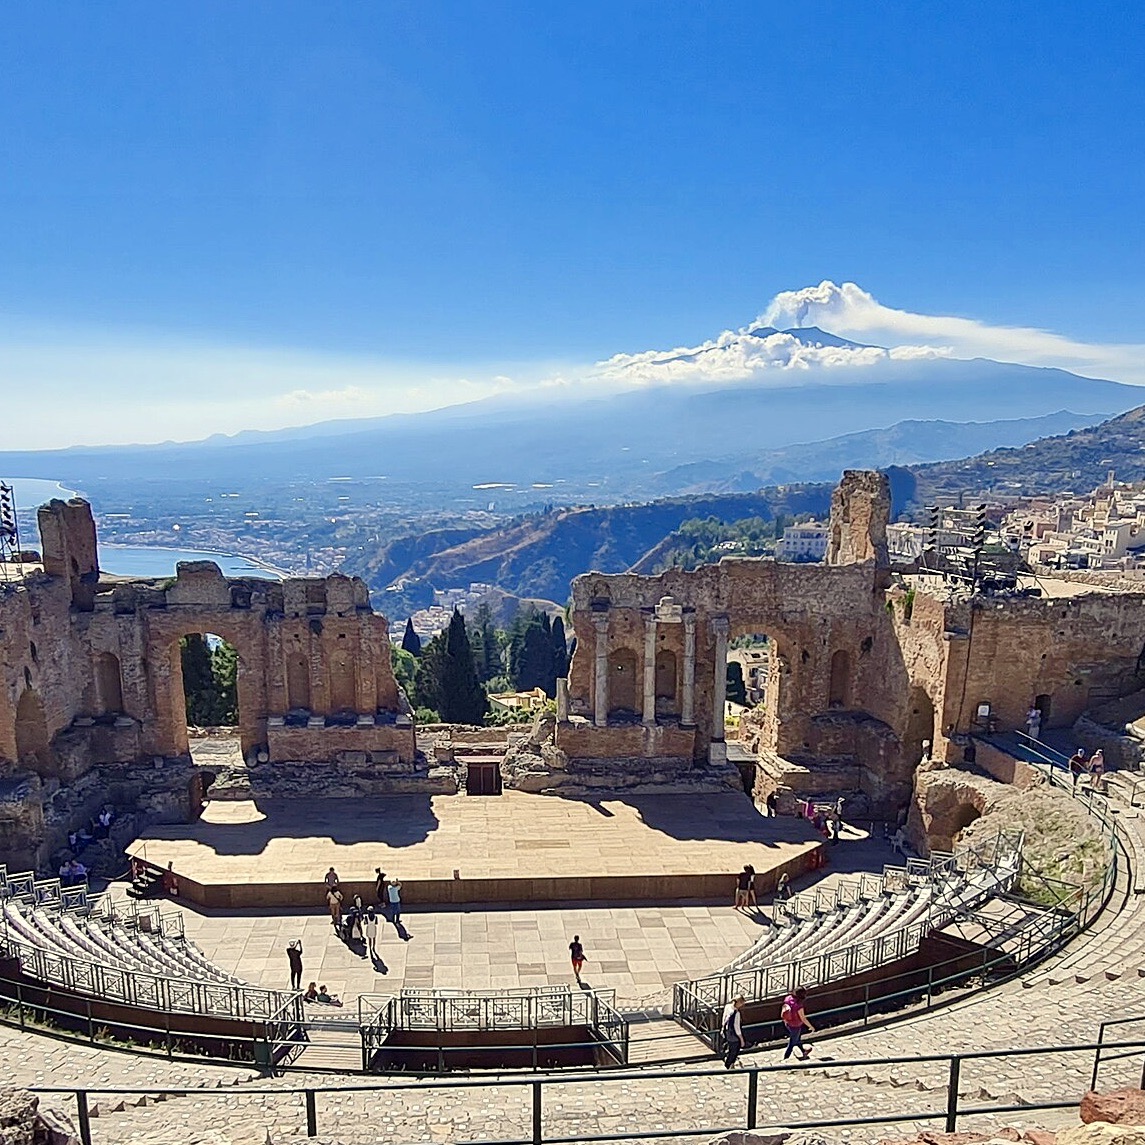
[466,758,502,796]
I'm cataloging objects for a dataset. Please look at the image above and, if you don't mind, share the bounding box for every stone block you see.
[1082,1088,1145,1126]
[1059,1123,1145,1144]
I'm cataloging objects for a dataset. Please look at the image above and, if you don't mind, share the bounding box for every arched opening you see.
[180,634,238,728]
[95,652,124,715]
[14,688,51,775]
[176,632,244,770]
[655,649,678,715]
[608,647,638,717]
[828,649,851,708]
[905,686,936,765]
[951,803,981,844]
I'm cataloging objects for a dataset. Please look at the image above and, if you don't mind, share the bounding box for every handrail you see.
[27,1030,1145,1145]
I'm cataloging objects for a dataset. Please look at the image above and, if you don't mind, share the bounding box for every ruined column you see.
[556,678,569,722]
[642,613,657,726]
[593,612,610,728]
[682,612,696,726]
[711,615,729,744]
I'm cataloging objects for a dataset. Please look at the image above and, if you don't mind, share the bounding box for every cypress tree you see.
[401,617,422,657]
[439,609,488,724]
[551,614,569,683]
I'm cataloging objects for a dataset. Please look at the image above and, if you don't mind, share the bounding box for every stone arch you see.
[14,688,51,775]
[655,649,678,714]
[608,647,638,716]
[95,651,124,715]
[905,686,935,763]
[828,649,851,708]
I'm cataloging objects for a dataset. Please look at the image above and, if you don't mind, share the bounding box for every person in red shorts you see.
[569,935,586,983]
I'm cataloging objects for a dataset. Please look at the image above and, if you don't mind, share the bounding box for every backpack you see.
[781,997,799,1026]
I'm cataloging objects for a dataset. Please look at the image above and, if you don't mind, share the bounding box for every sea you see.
[4,477,282,580]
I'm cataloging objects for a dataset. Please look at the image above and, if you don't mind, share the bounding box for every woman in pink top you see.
[781,987,815,1061]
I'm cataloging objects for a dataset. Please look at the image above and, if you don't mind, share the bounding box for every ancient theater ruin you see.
[6,472,1145,879]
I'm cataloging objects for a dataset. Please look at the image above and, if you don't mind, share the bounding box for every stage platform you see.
[128,791,824,909]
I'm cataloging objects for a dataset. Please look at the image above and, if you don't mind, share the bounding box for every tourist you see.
[162,861,179,897]
[1069,749,1088,791]
[71,858,88,882]
[1026,704,1042,741]
[834,795,845,828]
[781,987,815,1061]
[765,791,778,817]
[721,995,748,1069]
[286,940,303,990]
[569,934,586,983]
[365,907,379,958]
[735,866,752,910]
[326,886,343,928]
[812,810,829,839]
[1090,749,1106,793]
[386,877,402,923]
[315,984,342,1006]
[891,827,909,857]
[374,867,387,906]
[324,866,340,892]
[304,981,319,1003]
[775,871,791,900]
[745,864,757,909]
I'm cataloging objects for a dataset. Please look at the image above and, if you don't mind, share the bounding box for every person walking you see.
[569,935,586,983]
[765,791,778,817]
[721,996,748,1069]
[1090,749,1106,793]
[735,866,753,910]
[386,877,402,923]
[781,987,815,1061]
[286,940,303,990]
[1026,704,1042,741]
[374,868,387,907]
[364,907,379,959]
[326,886,343,929]
[1069,749,1087,791]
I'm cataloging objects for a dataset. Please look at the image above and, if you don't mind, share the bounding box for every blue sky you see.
[2,1,1144,446]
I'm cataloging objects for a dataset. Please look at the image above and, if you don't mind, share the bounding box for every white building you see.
[775,521,828,563]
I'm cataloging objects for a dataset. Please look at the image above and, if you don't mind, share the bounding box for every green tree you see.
[440,609,488,724]
[551,614,569,683]
[467,603,501,682]
[415,611,488,724]
[181,634,237,726]
[509,608,557,695]
[401,617,422,657]
[391,645,417,700]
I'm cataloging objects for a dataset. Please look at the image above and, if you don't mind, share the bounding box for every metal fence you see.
[359,986,630,1070]
[675,829,1023,1037]
[31,1031,1145,1145]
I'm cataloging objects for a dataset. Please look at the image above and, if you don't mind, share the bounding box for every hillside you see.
[901,403,1145,508]
[348,487,833,602]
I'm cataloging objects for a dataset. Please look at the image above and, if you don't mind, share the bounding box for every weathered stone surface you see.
[908,765,1109,889]
[1081,1088,1145,1126]
[1058,1123,1145,1145]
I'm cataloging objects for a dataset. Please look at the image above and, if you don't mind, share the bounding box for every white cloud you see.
[601,280,1145,387]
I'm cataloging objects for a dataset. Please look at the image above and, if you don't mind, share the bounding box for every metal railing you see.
[30,1029,1145,1145]
[359,986,629,1070]
[678,830,1022,1034]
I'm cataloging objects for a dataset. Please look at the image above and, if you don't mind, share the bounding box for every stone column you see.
[642,613,657,726]
[711,616,729,743]
[593,613,610,728]
[681,612,696,726]
[556,678,569,722]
